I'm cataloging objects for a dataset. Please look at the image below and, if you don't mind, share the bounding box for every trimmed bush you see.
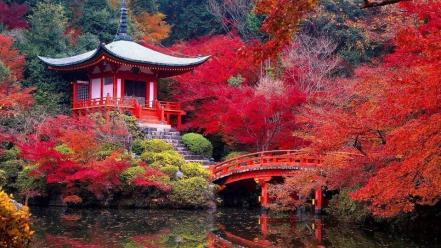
[141,150,185,168]
[224,151,247,161]
[181,133,213,158]
[159,165,179,179]
[181,162,210,179]
[121,166,146,184]
[0,190,33,247]
[132,139,174,155]
[170,177,211,207]
[132,139,145,155]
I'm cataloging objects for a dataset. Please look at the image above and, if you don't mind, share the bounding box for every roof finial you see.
[114,0,133,41]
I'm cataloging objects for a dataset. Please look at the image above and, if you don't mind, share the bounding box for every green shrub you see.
[0,169,6,187]
[170,177,211,207]
[141,150,185,168]
[181,133,213,158]
[0,146,20,161]
[159,165,179,179]
[223,151,247,161]
[55,144,74,155]
[122,114,143,139]
[327,188,371,223]
[132,139,174,155]
[144,139,174,153]
[97,143,121,159]
[121,166,146,183]
[132,139,145,155]
[0,160,25,192]
[16,165,46,202]
[181,162,210,179]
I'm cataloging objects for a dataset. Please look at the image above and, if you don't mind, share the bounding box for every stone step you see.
[186,160,213,166]
[139,124,214,166]
[184,155,206,160]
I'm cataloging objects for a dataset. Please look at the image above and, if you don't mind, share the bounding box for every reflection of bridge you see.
[210,150,324,212]
[208,214,325,248]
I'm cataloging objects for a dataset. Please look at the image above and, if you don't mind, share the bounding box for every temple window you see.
[77,81,89,101]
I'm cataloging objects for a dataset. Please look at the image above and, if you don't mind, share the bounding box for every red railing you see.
[154,100,165,122]
[73,97,134,109]
[158,101,182,112]
[73,98,183,126]
[132,99,141,118]
[210,150,323,181]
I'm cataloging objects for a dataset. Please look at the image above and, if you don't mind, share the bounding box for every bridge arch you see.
[210,150,324,210]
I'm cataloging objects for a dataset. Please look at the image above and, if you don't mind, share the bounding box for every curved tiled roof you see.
[38,40,210,68]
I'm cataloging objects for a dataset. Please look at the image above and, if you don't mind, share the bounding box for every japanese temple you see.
[38,0,209,129]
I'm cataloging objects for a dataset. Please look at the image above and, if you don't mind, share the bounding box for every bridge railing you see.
[210,150,323,180]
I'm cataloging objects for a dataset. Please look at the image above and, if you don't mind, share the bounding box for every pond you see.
[30,207,436,248]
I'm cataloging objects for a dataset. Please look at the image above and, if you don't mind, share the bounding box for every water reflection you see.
[30,207,432,248]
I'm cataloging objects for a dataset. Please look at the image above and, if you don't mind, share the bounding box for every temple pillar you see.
[148,81,155,108]
[177,114,182,129]
[256,177,272,210]
[72,81,77,108]
[100,77,104,100]
[315,187,324,215]
[113,75,117,100]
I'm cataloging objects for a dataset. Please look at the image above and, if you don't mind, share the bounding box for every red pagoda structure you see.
[39,0,209,129]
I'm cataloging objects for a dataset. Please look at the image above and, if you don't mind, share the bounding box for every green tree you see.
[78,1,119,43]
[130,0,159,15]
[19,1,71,113]
[301,0,392,73]
[159,0,223,44]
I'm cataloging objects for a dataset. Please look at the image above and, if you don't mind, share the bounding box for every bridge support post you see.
[315,187,324,215]
[256,177,272,210]
[259,213,269,239]
[314,217,324,246]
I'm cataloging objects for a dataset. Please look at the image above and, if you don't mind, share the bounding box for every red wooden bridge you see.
[210,150,324,211]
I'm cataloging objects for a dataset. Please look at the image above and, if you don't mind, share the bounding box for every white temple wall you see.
[117,78,122,98]
[91,78,101,99]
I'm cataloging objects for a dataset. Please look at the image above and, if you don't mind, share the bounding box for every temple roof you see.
[38,41,210,68]
[38,0,209,70]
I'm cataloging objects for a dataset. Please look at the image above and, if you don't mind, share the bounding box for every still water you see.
[30,207,435,248]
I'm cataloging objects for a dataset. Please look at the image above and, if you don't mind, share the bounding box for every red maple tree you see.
[0,1,28,30]
[18,115,169,202]
[296,0,441,217]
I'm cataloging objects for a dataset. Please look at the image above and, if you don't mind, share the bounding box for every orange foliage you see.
[0,34,33,129]
[301,0,441,217]
[0,34,25,81]
[135,12,171,44]
[269,170,325,210]
[252,0,317,61]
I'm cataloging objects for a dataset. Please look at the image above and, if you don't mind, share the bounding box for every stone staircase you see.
[140,124,213,166]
